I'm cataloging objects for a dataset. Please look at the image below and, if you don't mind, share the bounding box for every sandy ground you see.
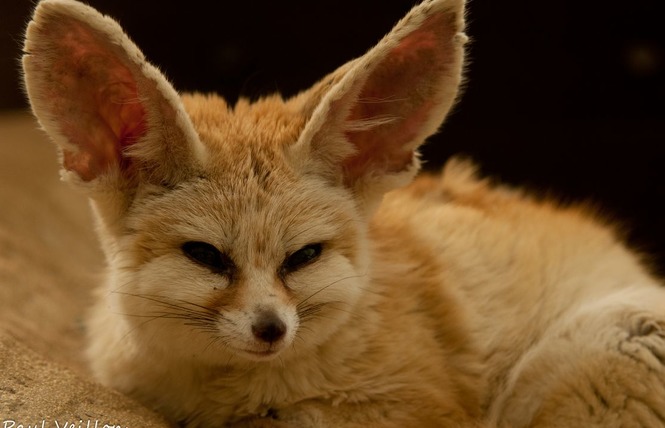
[0,111,169,428]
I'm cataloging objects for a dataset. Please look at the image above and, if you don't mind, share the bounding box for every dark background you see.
[2,0,664,272]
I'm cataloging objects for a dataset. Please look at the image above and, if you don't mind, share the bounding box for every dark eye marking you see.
[282,243,323,275]
[181,241,235,276]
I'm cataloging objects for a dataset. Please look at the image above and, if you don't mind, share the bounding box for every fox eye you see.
[282,243,323,274]
[182,241,234,275]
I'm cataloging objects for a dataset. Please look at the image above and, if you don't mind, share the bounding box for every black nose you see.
[251,312,286,343]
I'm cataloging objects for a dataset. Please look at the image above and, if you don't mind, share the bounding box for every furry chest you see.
[201,363,373,422]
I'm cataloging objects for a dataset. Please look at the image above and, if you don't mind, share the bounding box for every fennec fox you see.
[22,0,665,427]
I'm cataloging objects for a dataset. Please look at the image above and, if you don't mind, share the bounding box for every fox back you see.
[20,0,665,427]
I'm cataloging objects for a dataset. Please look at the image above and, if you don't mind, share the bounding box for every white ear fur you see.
[291,0,467,211]
[22,0,206,186]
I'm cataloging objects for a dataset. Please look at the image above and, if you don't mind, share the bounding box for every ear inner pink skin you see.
[343,100,434,183]
[340,13,457,184]
[46,19,147,181]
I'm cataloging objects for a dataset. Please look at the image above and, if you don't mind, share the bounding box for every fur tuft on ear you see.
[291,0,467,209]
[22,0,206,185]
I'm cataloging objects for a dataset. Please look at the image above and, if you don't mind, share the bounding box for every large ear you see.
[22,0,206,186]
[291,0,467,209]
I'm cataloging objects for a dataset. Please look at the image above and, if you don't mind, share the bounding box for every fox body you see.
[21,0,665,427]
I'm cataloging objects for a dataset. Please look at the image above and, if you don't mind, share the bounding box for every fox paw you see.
[619,313,665,370]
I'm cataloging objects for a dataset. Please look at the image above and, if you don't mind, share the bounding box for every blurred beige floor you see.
[0,111,168,427]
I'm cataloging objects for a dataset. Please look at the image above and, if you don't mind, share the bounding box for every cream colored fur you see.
[20,0,665,427]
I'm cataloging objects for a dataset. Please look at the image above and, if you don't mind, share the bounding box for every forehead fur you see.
[129,93,358,267]
[181,93,308,178]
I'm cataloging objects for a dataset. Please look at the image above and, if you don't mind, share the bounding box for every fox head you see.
[22,0,466,364]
